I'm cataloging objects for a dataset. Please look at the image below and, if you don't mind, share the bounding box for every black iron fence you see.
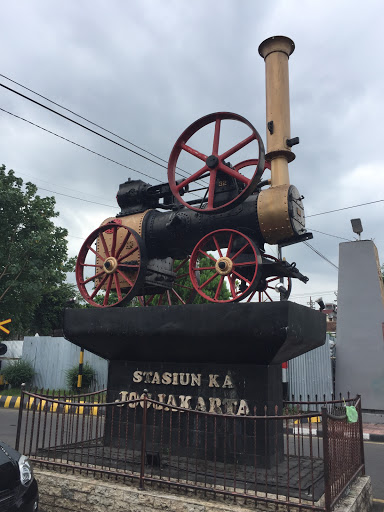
[15,389,364,512]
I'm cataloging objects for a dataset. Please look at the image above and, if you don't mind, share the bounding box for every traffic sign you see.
[0,319,11,334]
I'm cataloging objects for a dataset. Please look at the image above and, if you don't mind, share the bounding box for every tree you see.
[0,166,77,336]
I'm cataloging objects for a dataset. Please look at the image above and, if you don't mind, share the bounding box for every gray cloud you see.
[1,0,383,305]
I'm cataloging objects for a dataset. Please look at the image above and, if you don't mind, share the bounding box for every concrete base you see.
[63,301,326,364]
[35,469,372,512]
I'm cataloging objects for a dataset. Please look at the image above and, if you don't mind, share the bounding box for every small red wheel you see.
[138,257,197,306]
[189,229,261,303]
[168,112,265,213]
[247,254,292,303]
[76,224,146,308]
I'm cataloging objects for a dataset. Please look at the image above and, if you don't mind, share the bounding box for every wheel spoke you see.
[116,268,134,288]
[220,132,256,160]
[211,236,222,257]
[166,290,172,305]
[232,269,252,285]
[226,233,234,258]
[103,276,113,306]
[207,169,218,209]
[158,294,164,306]
[180,143,207,162]
[99,232,110,258]
[118,245,138,262]
[81,263,103,268]
[231,242,250,261]
[212,118,221,155]
[81,270,106,285]
[199,271,219,291]
[115,230,131,259]
[227,275,237,297]
[198,249,216,262]
[114,274,123,302]
[218,163,251,185]
[171,288,186,305]
[176,165,209,191]
[247,290,257,302]
[191,266,216,271]
[266,277,280,283]
[111,228,117,256]
[174,282,194,291]
[214,275,224,300]
[265,291,273,302]
[90,274,108,299]
[88,245,106,262]
[233,260,256,266]
[174,258,189,272]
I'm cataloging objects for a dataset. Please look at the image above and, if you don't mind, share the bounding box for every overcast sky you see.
[1,0,383,307]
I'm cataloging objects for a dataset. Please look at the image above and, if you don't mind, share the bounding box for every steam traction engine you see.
[76,37,312,308]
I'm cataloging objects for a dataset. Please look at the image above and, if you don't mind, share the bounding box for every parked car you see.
[0,441,38,511]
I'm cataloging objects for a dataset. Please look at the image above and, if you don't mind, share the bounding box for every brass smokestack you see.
[258,36,296,187]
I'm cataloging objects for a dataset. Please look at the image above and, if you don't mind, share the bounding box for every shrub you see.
[65,362,95,391]
[2,359,35,387]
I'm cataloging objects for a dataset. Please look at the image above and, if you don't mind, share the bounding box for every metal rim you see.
[247,253,292,303]
[168,112,265,213]
[189,229,261,303]
[76,223,146,308]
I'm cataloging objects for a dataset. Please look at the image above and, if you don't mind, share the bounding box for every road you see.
[1,408,383,509]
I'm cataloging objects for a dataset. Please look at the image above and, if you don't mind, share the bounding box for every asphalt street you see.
[1,408,383,508]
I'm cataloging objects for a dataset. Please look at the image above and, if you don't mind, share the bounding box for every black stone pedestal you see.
[63,302,326,468]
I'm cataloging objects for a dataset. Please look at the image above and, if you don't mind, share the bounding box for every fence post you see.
[139,390,148,489]
[15,383,25,451]
[322,406,331,512]
[357,395,365,475]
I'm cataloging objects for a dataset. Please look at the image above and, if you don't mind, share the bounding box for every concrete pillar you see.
[335,240,384,412]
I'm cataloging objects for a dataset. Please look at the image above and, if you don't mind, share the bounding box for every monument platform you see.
[63,301,325,364]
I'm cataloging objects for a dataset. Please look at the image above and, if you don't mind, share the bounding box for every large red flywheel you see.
[168,112,266,213]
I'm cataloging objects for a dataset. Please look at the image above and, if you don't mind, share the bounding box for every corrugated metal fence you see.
[22,336,108,390]
[288,333,334,403]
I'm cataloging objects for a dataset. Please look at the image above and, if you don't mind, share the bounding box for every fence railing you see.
[15,389,364,512]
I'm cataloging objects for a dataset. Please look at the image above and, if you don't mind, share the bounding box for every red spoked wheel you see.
[189,229,261,303]
[168,112,265,213]
[138,257,197,306]
[76,224,146,308]
[247,254,292,302]
[234,158,271,176]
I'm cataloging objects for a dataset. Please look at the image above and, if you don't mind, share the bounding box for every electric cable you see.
[0,72,190,176]
[0,107,202,197]
[308,228,352,242]
[307,199,384,217]
[0,81,212,187]
[0,82,174,171]
[303,241,339,270]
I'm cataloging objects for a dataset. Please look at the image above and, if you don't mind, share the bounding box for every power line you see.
[37,186,116,209]
[0,107,203,197]
[307,199,384,218]
[16,170,113,202]
[0,82,176,173]
[308,228,352,242]
[303,241,339,270]
[0,106,162,184]
[0,72,177,169]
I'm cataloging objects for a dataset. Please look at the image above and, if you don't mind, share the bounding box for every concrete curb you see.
[0,395,101,414]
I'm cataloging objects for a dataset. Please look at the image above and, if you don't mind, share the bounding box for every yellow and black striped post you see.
[77,348,84,389]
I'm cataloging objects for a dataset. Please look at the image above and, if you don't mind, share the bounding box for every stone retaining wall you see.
[34,468,372,512]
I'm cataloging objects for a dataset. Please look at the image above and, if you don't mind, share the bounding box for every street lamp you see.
[350,218,363,240]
